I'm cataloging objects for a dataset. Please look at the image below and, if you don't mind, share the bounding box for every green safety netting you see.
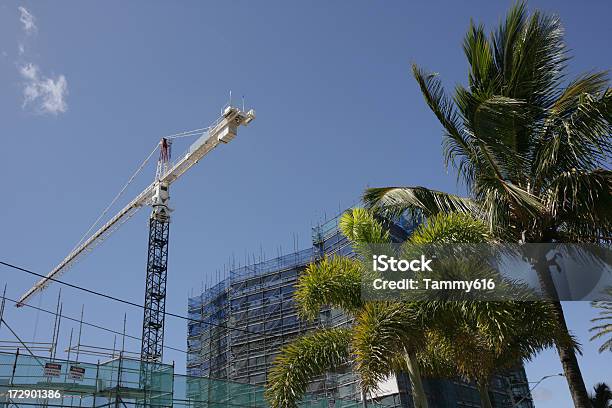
[0,352,385,408]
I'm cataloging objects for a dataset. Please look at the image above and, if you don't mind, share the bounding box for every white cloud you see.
[15,7,69,115]
[20,63,68,115]
[18,6,37,35]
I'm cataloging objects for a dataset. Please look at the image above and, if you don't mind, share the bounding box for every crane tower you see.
[142,137,172,363]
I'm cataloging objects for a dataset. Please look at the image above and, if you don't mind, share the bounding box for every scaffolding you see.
[187,252,336,391]
[187,216,360,401]
[0,351,385,408]
[0,351,173,408]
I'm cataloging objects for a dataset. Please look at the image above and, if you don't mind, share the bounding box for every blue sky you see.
[0,1,610,406]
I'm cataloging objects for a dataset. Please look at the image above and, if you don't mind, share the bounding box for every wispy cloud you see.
[16,7,69,115]
[18,6,37,35]
[20,63,68,115]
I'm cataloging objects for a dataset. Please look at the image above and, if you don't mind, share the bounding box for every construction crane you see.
[17,105,255,364]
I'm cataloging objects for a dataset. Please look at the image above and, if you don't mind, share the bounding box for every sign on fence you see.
[44,363,61,377]
[69,365,85,380]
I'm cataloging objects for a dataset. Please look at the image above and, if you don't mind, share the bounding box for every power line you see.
[0,260,269,337]
[0,295,187,354]
[0,317,46,368]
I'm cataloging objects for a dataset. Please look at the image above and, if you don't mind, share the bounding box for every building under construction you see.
[186,214,534,408]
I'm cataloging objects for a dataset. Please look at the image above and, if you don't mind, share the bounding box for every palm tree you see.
[590,383,612,408]
[363,3,611,406]
[266,209,565,408]
[590,287,612,353]
[355,212,567,408]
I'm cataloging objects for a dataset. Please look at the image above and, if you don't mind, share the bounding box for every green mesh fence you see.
[0,352,385,408]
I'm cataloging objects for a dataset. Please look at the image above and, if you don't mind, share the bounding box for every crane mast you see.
[16,105,255,366]
[141,138,172,363]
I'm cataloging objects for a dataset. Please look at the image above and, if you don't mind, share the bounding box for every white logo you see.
[372,255,433,272]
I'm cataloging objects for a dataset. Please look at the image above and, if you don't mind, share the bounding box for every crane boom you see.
[17,106,255,307]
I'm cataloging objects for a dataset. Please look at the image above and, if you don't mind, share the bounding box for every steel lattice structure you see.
[141,215,170,363]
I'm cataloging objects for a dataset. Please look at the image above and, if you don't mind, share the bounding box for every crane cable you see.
[164,126,212,140]
[72,126,211,252]
[72,142,160,251]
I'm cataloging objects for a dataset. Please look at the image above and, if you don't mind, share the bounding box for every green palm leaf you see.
[590,287,612,353]
[265,328,353,408]
[363,186,476,220]
[295,256,364,321]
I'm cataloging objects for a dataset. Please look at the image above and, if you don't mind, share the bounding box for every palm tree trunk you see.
[405,352,429,408]
[532,251,591,408]
[361,389,368,408]
[477,381,493,408]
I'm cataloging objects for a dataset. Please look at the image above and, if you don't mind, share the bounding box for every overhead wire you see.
[1,260,273,337]
[0,317,46,368]
[0,295,187,354]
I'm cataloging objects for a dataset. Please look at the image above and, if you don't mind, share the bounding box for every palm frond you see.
[550,71,609,118]
[589,382,612,408]
[265,328,353,408]
[412,64,480,185]
[339,208,390,245]
[493,3,568,108]
[475,177,545,238]
[408,211,490,245]
[534,86,611,182]
[590,287,612,353]
[463,21,496,93]
[492,1,527,89]
[444,89,531,195]
[353,303,420,391]
[422,301,564,384]
[295,256,363,320]
[547,169,612,242]
[363,186,476,221]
